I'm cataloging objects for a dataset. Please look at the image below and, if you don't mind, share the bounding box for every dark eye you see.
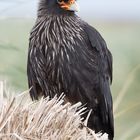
[64,0,69,2]
[57,0,69,3]
[57,0,63,3]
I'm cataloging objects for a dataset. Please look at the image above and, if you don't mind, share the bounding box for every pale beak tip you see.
[69,1,80,12]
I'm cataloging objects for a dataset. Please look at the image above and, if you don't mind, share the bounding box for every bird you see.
[27,0,114,139]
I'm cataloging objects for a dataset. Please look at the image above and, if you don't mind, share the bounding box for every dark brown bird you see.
[27,0,114,139]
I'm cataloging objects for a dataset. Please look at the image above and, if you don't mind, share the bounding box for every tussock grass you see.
[0,82,108,140]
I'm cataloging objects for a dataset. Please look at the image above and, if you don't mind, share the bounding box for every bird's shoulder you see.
[81,21,113,82]
[81,22,106,51]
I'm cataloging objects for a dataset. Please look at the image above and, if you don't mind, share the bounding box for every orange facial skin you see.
[58,0,75,10]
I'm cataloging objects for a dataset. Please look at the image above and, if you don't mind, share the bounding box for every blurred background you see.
[0,0,140,139]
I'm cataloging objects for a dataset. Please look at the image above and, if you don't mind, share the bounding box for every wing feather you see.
[83,24,114,137]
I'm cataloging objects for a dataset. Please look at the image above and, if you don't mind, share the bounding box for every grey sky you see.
[0,0,140,21]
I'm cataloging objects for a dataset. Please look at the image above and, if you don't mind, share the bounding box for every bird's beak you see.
[69,1,79,12]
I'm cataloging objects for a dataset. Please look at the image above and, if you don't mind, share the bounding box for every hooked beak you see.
[69,1,80,12]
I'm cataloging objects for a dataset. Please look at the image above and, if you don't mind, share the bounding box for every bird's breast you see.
[30,16,98,91]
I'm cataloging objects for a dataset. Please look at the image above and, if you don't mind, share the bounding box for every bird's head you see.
[39,0,79,15]
[57,0,79,12]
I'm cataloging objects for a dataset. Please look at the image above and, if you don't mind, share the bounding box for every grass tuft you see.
[0,83,108,140]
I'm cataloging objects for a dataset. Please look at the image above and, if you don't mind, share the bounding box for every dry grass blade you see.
[0,81,4,102]
[0,86,108,140]
[119,123,140,140]
[115,102,140,119]
[114,64,140,113]
[134,135,140,140]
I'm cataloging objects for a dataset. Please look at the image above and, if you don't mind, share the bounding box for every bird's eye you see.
[64,0,69,2]
[57,0,69,3]
[57,0,63,3]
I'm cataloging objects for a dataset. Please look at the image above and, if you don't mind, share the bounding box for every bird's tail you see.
[86,78,114,140]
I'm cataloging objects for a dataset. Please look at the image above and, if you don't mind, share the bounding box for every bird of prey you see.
[27,0,114,139]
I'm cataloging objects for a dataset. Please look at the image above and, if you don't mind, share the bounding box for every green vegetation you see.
[0,19,140,140]
[0,19,33,90]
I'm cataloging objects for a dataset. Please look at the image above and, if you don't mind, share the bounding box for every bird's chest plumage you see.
[29,16,98,98]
